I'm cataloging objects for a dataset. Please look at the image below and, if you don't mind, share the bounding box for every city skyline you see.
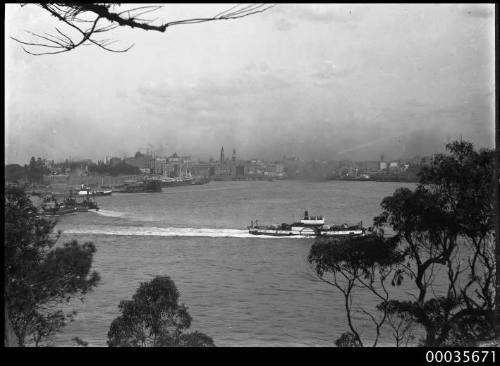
[12,143,430,167]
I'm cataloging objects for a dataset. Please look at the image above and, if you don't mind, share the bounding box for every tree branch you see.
[11,3,276,55]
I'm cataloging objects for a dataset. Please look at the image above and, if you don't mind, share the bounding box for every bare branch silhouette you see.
[11,3,276,55]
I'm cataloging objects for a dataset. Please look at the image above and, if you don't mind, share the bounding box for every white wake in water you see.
[62,226,308,239]
[94,209,127,218]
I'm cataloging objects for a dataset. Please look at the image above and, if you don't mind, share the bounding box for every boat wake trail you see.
[62,226,307,239]
[94,209,127,218]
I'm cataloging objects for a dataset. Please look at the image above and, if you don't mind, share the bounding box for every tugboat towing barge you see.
[248,210,367,238]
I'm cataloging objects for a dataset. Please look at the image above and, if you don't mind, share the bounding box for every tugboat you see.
[248,210,366,238]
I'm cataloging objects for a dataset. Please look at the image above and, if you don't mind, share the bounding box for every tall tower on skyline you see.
[220,146,225,166]
[232,147,236,162]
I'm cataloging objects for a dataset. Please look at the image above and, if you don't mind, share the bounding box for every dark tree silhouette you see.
[11,3,276,55]
[5,186,100,346]
[308,233,404,346]
[309,140,496,346]
[25,156,49,184]
[5,163,28,183]
[108,276,215,347]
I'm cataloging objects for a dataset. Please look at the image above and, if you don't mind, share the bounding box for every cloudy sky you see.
[5,4,495,164]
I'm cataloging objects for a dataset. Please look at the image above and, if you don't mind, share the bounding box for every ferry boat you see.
[248,210,367,238]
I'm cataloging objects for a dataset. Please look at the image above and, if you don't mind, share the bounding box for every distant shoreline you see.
[326,177,419,183]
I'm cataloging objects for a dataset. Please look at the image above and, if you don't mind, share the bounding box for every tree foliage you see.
[5,186,100,346]
[24,156,49,184]
[376,141,495,346]
[309,140,495,346]
[5,164,28,183]
[107,276,215,347]
[309,234,404,346]
[334,332,363,347]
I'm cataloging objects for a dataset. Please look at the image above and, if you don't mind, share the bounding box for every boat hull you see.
[114,181,162,193]
[161,179,194,187]
[248,211,366,238]
[95,190,112,196]
[248,228,365,238]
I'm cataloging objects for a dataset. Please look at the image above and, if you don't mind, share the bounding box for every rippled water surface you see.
[53,180,417,346]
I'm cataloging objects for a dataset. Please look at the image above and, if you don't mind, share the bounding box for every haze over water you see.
[53,180,419,347]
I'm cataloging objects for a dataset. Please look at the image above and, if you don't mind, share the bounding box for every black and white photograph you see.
[4,3,498,352]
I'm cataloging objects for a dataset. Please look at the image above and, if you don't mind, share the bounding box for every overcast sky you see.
[5,4,495,164]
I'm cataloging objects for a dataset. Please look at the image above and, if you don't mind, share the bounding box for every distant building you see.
[215,166,232,179]
[149,157,167,175]
[191,162,216,178]
[109,157,122,167]
[378,155,385,170]
[220,146,225,167]
[164,153,191,177]
[124,153,152,169]
[246,160,266,176]
[213,146,232,179]
[389,161,399,169]
[235,165,245,177]
[360,161,379,173]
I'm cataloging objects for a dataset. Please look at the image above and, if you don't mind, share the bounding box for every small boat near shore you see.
[40,192,99,216]
[40,201,77,217]
[248,210,367,238]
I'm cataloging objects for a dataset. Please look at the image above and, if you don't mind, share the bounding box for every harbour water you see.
[53,180,417,347]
